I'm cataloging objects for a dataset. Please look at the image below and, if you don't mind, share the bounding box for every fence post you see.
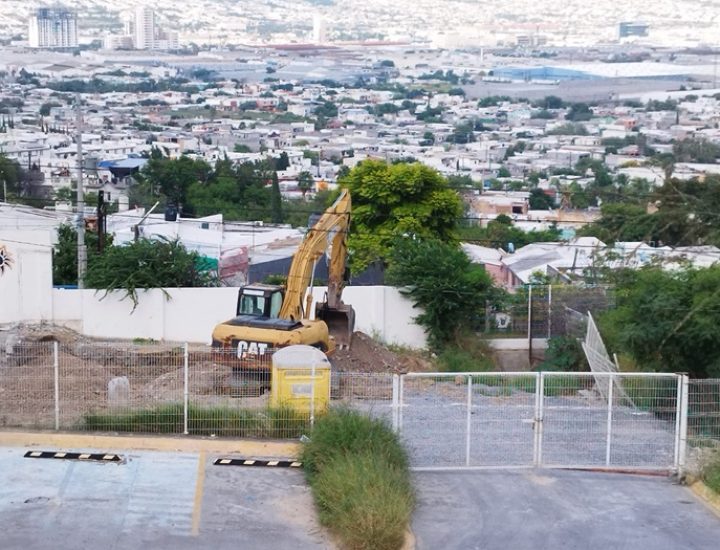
[533,372,541,466]
[680,375,689,470]
[465,375,473,467]
[398,375,404,433]
[605,374,614,466]
[310,362,316,429]
[676,375,689,472]
[183,343,189,435]
[392,374,400,433]
[53,341,59,431]
[536,373,545,466]
[527,285,533,363]
[547,285,552,339]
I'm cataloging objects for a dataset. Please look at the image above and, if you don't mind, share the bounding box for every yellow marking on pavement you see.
[267,461,279,466]
[690,481,720,518]
[29,451,42,457]
[191,451,207,536]
[0,432,299,458]
[243,460,255,465]
[79,454,91,460]
[54,452,66,458]
[290,462,302,468]
[219,459,231,465]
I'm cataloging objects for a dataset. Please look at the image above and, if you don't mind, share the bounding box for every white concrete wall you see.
[487,338,549,350]
[310,286,427,348]
[48,285,428,348]
[0,231,54,324]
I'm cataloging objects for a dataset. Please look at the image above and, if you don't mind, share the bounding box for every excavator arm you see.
[278,190,353,343]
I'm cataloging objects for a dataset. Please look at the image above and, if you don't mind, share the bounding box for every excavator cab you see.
[236,285,284,318]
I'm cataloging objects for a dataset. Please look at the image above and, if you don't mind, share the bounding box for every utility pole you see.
[75,93,86,288]
[2,179,6,203]
[97,190,105,253]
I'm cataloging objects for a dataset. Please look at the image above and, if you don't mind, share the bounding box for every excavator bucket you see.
[316,302,355,350]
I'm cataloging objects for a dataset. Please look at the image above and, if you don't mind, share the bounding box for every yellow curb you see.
[0,431,300,458]
[689,481,720,518]
[191,451,207,536]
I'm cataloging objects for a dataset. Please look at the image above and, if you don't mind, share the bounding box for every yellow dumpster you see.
[271,345,331,414]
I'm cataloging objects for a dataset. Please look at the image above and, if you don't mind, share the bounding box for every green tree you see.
[421,131,435,146]
[599,266,720,377]
[233,143,252,153]
[297,171,314,198]
[52,224,112,286]
[276,151,290,171]
[673,137,720,164]
[577,203,655,243]
[0,154,21,199]
[140,155,212,208]
[458,216,561,251]
[528,188,554,210]
[547,122,588,136]
[342,160,463,273]
[387,238,497,349]
[566,102,592,122]
[497,166,511,178]
[85,238,215,307]
[534,95,564,109]
[271,171,283,223]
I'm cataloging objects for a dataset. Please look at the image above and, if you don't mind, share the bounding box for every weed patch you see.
[302,409,414,550]
[702,451,720,494]
[82,404,309,438]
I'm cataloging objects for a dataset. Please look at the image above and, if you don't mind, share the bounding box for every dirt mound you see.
[332,332,434,374]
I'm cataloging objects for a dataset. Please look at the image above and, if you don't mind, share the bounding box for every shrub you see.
[538,336,587,372]
[437,335,495,373]
[301,408,407,476]
[312,454,413,550]
[302,409,414,550]
[702,451,720,493]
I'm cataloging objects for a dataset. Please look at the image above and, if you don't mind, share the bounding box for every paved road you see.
[0,447,332,550]
[413,470,720,550]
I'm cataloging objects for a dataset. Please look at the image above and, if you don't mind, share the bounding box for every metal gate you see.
[399,372,688,471]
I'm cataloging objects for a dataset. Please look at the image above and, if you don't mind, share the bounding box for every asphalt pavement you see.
[0,446,332,550]
[412,469,720,550]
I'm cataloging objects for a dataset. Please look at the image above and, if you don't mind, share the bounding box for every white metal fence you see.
[399,372,688,472]
[0,342,395,439]
[3,341,720,472]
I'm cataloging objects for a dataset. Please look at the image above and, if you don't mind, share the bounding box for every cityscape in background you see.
[2,0,720,283]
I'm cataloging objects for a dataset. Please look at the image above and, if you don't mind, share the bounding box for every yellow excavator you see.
[211,189,355,362]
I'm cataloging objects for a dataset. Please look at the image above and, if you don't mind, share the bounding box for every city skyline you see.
[1,0,720,49]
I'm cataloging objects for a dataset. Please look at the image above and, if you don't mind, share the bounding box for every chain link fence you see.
[2,340,720,471]
[0,341,395,439]
[486,285,615,339]
[687,379,720,445]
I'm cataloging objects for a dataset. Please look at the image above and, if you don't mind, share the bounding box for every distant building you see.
[131,7,179,51]
[312,14,327,44]
[28,7,78,49]
[103,34,134,50]
[618,22,649,39]
[134,7,156,50]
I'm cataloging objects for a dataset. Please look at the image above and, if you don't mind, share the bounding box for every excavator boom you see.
[279,189,355,347]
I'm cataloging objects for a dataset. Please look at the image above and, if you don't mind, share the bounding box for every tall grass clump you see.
[701,450,720,494]
[301,408,414,550]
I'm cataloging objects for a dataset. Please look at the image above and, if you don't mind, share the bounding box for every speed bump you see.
[24,451,122,462]
[213,458,302,468]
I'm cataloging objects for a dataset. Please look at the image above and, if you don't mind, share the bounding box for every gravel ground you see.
[399,383,677,469]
